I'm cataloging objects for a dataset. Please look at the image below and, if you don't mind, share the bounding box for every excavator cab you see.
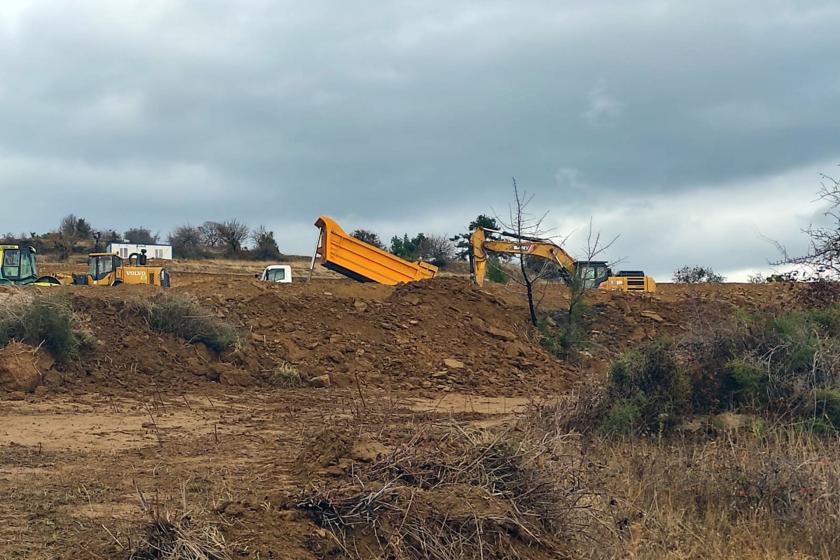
[0,245,61,286]
[573,260,611,289]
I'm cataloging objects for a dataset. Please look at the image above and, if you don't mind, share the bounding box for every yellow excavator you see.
[0,245,62,286]
[469,227,656,293]
[72,251,171,287]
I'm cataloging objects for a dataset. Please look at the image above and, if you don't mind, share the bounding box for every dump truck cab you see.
[0,245,61,286]
[79,253,170,287]
[258,264,292,283]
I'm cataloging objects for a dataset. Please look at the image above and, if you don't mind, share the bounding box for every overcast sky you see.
[2,0,839,280]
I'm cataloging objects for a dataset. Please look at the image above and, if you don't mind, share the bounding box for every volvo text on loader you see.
[469,227,656,293]
[73,250,171,287]
[0,245,62,286]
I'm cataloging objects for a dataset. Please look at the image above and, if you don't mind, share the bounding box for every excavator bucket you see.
[314,216,438,285]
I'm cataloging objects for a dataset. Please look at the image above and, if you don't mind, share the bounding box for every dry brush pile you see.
[294,423,597,560]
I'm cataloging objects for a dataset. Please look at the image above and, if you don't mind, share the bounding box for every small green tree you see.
[351,229,385,249]
[450,215,502,260]
[390,233,427,260]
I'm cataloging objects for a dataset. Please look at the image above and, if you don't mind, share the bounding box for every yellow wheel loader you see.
[469,228,656,293]
[73,251,171,287]
[0,245,62,286]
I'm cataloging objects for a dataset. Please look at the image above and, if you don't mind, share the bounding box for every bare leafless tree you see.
[496,178,559,326]
[416,234,456,266]
[216,220,249,255]
[199,221,223,248]
[773,173,840,279]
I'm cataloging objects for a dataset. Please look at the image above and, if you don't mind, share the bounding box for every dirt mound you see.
[0,341,43,392]
[23,278,808,398]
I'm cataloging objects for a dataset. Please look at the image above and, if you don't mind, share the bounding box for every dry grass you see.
[128,513,230,560]
[269,361,303,387]
[530,402,840,559]
[128,484,232,560]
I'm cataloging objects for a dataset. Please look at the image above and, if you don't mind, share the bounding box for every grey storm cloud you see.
[2,0,840,279]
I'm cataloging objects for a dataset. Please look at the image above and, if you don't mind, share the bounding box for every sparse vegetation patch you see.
[131,294,242,353]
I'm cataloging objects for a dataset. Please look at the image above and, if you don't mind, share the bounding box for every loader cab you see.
[87,253,123,285]
[0,245,39,285]
[574,260,611,289]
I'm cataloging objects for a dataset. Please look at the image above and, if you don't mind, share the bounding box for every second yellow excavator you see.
[469,227,656,293]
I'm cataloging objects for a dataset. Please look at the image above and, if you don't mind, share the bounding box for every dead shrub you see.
[128,513,230,560]
[296,424,594,559]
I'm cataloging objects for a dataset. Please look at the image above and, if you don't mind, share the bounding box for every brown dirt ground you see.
[0,263,808,558]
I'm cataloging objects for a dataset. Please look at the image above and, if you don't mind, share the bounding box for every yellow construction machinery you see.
[72,251,171,287]
[313,216,438,285]
[0,245,62,286]
[469,227,656,293]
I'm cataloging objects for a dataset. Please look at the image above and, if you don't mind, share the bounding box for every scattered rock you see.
[220,367,256,387]
[712,412,754,431]
[350,435,391,463]
[444,358,465,370]
[329,371,354,388]
[484,326,516,342]
[309,374,331,388]
[640,310,665,323]
[0,342,42,393]
[353,300,368,312]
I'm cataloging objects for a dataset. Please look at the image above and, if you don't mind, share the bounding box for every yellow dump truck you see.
[313,216,438,285]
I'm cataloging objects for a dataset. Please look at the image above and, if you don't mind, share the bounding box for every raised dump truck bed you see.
[314,216,438,285]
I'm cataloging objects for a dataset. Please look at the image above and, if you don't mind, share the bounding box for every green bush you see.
[0,293,89,361]
[727,357,768,406]
[133,294,242,353]
[604,303,840,436]
[606,339,690,433]
[600,397,645,435]
[486,259,507,284]
[813,389,840,432]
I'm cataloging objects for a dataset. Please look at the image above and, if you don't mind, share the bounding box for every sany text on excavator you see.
[469,227,656,293]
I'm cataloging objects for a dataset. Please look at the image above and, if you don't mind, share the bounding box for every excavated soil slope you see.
[1,276,810,400]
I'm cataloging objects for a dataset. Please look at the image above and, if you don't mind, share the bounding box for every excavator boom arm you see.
[469,228,578,286]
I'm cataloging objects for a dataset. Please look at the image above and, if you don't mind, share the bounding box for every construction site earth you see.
[0,251,807,559]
